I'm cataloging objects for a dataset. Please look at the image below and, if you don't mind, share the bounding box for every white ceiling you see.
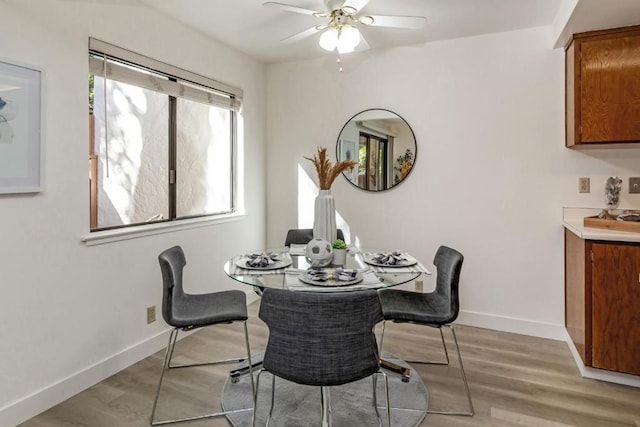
[71,0,640,63]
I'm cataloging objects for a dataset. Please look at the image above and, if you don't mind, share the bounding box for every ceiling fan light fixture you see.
[319,27,339,51]
[337,25,360,52]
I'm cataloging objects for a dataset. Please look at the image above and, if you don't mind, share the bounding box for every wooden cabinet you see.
[565,229,640,375]
[566,26,640,147]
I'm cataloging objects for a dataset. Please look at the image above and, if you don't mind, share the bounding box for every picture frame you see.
[0,59,43,193]
[339,139,357,184]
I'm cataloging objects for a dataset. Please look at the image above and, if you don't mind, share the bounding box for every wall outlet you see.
[579,177,590,193]
[414,280,423,293]
[629,177,640,194]
[146,305,156,324]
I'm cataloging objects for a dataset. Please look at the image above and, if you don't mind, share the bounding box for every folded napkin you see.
[245,252,279,268]
[372,251,408,265]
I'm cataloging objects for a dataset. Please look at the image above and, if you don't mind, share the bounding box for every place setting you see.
[286,266,385,292]
[229,251,292,275]
[359,251,431,274]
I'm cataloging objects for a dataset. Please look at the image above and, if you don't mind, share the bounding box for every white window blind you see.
[88,38,242,112]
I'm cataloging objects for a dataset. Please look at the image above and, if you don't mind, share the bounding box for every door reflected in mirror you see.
[337,109,416,191]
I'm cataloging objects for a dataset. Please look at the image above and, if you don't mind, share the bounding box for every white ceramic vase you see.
[313,189,337,243]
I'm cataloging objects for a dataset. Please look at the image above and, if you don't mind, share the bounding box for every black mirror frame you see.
[336,108,417,192]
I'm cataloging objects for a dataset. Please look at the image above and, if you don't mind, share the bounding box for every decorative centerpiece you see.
[305,238,333,267]
[331,239,347,266]
[305,146,357,242]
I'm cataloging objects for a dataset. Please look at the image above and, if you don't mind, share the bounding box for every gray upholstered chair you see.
[284,228,345,246]
[378,245,474,416]
[253,288,391,426]
[151,245,255,425]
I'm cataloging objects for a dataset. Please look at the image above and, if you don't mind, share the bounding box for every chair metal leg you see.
[379,322,473,417]
[373,372,392,427]
[405,326,449,366]
[150,328,179,424]
[424,325,474,416]
[251,369,266,427]
[150,321,255,425]
[167,325,251,370]
[320,386,333,427]
[267,374,276,427]
[379,321,387,354]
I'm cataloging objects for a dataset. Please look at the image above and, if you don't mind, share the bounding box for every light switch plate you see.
[630,177,640,194]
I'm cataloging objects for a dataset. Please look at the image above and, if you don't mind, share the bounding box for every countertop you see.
[563,207,640,243]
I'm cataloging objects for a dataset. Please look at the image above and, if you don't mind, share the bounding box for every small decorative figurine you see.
[599,176,623,219]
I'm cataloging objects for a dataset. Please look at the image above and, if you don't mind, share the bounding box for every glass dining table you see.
[224,245,429,293]
[222,245,431,427]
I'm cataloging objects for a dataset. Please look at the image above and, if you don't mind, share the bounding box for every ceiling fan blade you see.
[263,2,322,16]
[281,26,321,43]
[364,14,426,29]
[355,32,370,52]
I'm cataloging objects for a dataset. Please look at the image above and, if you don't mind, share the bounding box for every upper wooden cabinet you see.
[566,26,640,147]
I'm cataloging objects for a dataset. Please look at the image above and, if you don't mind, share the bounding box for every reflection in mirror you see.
[337,109,416,191]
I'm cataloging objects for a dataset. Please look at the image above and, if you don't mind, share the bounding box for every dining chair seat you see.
[375,289,454,326]
[169,290,247,328]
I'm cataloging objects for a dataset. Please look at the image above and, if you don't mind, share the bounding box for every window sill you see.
[81,211,247,246]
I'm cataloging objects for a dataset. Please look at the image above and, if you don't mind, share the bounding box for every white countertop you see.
[563,207,640,242]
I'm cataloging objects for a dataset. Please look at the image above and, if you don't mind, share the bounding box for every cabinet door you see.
[591,242,640,374]
[580,35,640,143]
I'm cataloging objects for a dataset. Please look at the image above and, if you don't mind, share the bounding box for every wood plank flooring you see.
[20,301,640,427]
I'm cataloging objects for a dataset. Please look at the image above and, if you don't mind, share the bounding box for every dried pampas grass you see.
[305,146,358,190]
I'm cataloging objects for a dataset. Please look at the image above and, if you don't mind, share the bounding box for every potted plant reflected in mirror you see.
[331,239,348,266]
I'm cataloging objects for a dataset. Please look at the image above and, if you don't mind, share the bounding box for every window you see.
[88,39,241,231]
[358,132,388,191]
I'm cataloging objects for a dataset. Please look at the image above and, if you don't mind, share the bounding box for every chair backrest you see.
[259,288,383,387]
[158,245,187,326]
[433,245,464,324]
[284,228,345,246]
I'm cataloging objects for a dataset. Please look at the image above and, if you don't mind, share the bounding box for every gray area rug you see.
[222,353,427,426]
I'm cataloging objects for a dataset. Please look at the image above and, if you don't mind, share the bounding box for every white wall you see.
[266,27,640,337]
[0,1,266,425]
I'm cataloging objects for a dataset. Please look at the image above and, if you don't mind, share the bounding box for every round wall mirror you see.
[337,109,416,191]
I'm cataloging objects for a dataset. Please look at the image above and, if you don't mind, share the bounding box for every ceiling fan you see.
[264,0,426,54]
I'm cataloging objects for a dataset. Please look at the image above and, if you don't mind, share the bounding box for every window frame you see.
[88,38,241,232]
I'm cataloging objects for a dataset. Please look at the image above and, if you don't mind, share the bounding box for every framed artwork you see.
[339,139,357,184]
[0,59,43,193]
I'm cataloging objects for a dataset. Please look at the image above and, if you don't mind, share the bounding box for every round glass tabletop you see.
[224,247,426,292]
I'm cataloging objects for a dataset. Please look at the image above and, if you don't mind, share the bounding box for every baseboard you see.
[455,310,567,341]
[563,330,640,388]
[0,327,173,427]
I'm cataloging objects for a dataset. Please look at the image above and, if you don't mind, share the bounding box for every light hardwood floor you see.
[20,301,640,427]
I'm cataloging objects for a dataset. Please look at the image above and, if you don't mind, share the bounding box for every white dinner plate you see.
[236,256,292,270]
[361,253,418,268]
[299,270,363,287]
